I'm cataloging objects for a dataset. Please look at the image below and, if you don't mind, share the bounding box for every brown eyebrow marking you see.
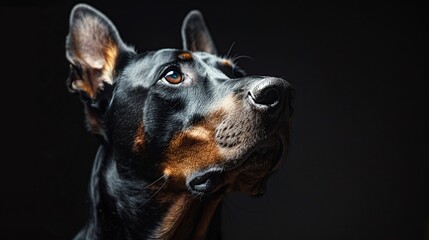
[178,51,193,61]
[221,59,233,67]
[132,123,145,153]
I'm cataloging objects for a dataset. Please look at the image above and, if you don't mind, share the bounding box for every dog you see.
[65,3,294,240]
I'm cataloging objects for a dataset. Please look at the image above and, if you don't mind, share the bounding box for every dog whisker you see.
[67,4,293,238]
[138,175,168,209]
[143,174,168,190]
[232,54,255,64]
[226,41,236,59]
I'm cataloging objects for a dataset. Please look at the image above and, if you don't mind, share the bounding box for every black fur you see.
[66,3,293,240]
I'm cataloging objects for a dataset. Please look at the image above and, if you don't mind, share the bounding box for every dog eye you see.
[163,70,183,84]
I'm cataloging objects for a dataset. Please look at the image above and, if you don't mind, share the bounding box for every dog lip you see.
[219,136,284,195]
[187,167,223,195]
[222,135,284,172]
[248,136,283,168]
[186,136,284,196]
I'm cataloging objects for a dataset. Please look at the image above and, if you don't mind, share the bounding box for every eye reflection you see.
[163,70,183,84]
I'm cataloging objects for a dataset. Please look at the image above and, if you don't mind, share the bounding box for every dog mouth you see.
[185,86,291,196]
[186,135,284,196]
[228,137,284,195]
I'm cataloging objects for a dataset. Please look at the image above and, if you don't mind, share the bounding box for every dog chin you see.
[227,136,284,195]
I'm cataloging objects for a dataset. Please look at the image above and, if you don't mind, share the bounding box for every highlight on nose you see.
[248,78,290,114]
[252,86,280,106]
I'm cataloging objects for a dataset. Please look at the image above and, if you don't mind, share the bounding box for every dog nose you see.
[187,168,223,194]
[248,78,291,114]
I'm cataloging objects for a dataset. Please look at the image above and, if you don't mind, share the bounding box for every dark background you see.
[1,0,428,239]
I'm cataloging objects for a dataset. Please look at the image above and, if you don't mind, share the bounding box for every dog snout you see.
[248,77,292,116]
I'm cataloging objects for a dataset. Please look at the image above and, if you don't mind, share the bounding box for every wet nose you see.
[248,78,292,115]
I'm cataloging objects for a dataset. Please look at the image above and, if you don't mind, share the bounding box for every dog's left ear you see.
[181,10,217,55]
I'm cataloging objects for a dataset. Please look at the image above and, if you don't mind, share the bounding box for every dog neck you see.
[150,192,223,240]
[79,146,224,240]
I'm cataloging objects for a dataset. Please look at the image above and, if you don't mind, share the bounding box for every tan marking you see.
[101,42,118,85]
[69,68,98,99]
[71,79,88,92]
[163,168,171,176]
[151,193,192,239]
[132,124,145,153]
[186,126,211,141]
[190,194,223,240]
[152,192,223,239]
[149,92,290,238]
[163,111,224,183]
[178,51,193,61]
[214,94,239,116]
[221,58,233,67]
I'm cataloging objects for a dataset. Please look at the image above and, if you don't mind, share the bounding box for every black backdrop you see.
[1,1,428,239]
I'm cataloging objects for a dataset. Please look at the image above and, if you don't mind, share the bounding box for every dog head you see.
[66,4,293,197]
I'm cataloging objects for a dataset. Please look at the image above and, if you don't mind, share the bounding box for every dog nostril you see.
[249,79,284,107]
[248,78,291,114]
[187,169,222,194]
[252,87,279,106]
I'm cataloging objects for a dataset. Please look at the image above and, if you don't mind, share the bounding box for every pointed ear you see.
[181,10,217,55]
[66,3,134,99]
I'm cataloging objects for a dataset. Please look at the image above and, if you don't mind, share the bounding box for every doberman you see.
[66,3,294,240]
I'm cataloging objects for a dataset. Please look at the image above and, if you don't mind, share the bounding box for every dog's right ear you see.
[66,4,134,138]
[66,3,134,99]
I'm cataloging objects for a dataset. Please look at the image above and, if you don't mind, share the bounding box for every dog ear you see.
[181,10,217,55]
[66,3,134,99]
[66,4,134,138]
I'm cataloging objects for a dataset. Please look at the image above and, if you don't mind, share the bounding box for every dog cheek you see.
[163,127,221,183]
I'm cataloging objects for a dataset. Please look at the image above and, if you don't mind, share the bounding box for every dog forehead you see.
[192,51,222,64]
[121,49,230,88]
[192,52,230,79]
[117,49,174,88]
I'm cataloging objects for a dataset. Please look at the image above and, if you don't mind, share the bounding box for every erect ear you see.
[181,10,217,55]
[66,3,134,99]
